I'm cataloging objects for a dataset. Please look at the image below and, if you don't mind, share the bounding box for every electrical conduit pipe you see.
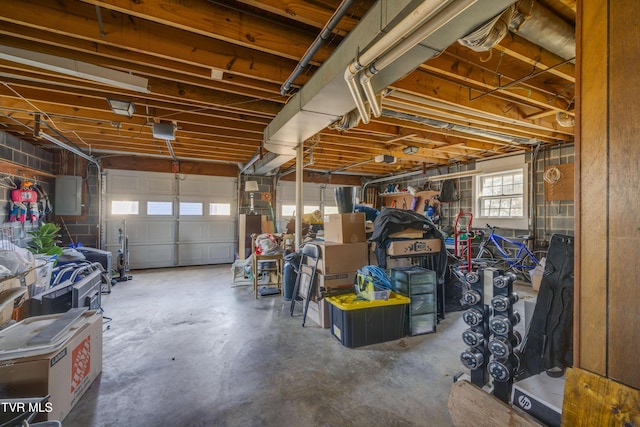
[359,0,478,119]
[344,0,449,124]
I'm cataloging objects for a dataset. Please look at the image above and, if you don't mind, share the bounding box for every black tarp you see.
[369,208,447,284]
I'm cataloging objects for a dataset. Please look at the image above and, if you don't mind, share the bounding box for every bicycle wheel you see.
[472,246,497,268]
[510,250,546,282]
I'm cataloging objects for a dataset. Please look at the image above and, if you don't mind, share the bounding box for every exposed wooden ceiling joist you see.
[0,0,576,177]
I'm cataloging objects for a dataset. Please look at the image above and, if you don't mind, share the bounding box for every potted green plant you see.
[27,223,64,257]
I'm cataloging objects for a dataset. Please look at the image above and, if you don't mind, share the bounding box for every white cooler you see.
[0,308,103,422]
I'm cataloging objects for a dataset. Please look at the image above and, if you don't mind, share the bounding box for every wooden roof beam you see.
[1,0,301,84]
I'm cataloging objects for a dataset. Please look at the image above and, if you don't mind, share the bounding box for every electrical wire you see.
[543,166,562,184]
[357,265,392,290]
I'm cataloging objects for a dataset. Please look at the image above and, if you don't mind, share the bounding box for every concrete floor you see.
[62,265,535,427]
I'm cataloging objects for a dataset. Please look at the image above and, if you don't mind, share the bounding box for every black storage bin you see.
[326,292,409,348]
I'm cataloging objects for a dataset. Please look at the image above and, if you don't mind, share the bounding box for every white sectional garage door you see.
[104,170,236,269]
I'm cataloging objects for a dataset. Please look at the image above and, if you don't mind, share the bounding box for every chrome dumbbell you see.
[460,347,485,370]
[488,331,523,358]
[487,353,521,382]
[489,312,521,335]
[462,328,485,348]
[491,293,519,312]
[493,272,517,289]
[462,307,484,327]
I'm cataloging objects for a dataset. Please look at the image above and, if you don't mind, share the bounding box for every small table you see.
[251,253,283,298]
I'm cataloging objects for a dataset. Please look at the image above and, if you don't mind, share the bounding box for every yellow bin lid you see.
[326,291,410,311]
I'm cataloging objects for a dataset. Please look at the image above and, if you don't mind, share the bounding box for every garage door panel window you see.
[209,203,231,216]
[281,205,320,218]
[147,201,173,216]
[324,206,339,215]
[111,200,139,215]
[179,202,203,216]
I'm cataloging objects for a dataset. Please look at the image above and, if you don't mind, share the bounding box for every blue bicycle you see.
[470,224,546,281]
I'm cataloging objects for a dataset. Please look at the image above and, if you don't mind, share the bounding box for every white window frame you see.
[473,154,528,229]
[281,204,320,218]
[209,203,231,216]
[111,200,140,215]
[147,201,174,216]
[179,202,204,216]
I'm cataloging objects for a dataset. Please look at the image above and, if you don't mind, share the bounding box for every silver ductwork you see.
[509,0,575,61]
[254,0,516,175]
[459,0,575,62]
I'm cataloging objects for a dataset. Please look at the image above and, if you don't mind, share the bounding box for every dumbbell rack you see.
[487,271,521,403]
[459,268,522,403]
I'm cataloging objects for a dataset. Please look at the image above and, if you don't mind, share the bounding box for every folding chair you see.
[289,243,320,327]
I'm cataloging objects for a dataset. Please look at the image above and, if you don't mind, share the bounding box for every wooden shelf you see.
[378,190,441,211]
[379,192,413,197]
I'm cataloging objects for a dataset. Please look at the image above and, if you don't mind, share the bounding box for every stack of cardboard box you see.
[305,213,369,328]
[0,262,37,327]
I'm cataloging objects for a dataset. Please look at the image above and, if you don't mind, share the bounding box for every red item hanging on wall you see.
[9,186,38,222]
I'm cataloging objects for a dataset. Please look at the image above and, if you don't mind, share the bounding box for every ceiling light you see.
[375,154,396,164]
[152,122,175,140]
[0,45,149,93]
[211,68,224,80]
[107,99,135,118]
[402,146,419,155]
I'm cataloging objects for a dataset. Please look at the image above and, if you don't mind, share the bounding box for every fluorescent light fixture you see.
[402,146,419,155]
[375,154,396,164]
[211,68,224,80]
[0,45,149,93]
[152,122,175,140]
[107,99,135,118]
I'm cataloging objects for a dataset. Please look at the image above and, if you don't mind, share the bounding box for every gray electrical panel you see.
[54,175,82,215]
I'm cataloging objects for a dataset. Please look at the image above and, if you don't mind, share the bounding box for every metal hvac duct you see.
[254,0,515,175]
[459,0,575,62]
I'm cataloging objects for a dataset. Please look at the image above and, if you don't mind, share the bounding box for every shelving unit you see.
[377,190,441,212]
[251,254,283,299]
[390,266,438,335]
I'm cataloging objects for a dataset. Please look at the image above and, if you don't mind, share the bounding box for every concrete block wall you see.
[372,164,475,236]
[240,175,274,216]
[57,162,101,248]
[0,132,55,173]
[533,144,575,246]
[372,145,575,252]
[0,131,56,248]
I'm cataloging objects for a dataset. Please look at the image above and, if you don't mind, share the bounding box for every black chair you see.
[289,243,320,327]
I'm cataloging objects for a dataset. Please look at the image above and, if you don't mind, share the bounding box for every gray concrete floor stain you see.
[61,265,535,427]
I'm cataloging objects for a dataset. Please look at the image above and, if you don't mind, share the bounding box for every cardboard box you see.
[305,299,330,328]
[324,213,366,243]
[512,373,565,427]
[386,239,442,257]
[529,264,544,292]
[0,287,27,327]
[0,311,103,422]
[314,242,369,274]
[261,217,275,234]
[315,271,356,294]
[0,263,37,293]
[388,229,425,239]
[386,257,412,268]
